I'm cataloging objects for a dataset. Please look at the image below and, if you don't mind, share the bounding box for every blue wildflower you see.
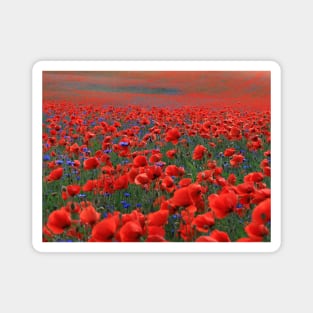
[56,160,63,165]
[155,162,165,167]
[122,202,130,209]
[43,155,50,161]
[78,194,87,198]
[136,203,142,208]
[119,141,129,147]
[124,192,131,197]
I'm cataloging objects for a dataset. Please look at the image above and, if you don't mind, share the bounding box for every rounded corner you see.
[268,60,282,74]
[32,240,44,254]
[32,60,45,74]
[268,240,282,253]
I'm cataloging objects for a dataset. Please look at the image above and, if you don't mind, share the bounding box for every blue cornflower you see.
[124,192,131,197]
[78,194,87,198]
[55,160,63,165]
[136,203,142,208]
[155,162,165,167]
[122,203,130,209]
[57,239,73,242]
[119,141,129,147]
[104,149,112,154]
[43,155,50,161]
[82,147,88,152]
[102,212,108,219]
[66,160,74,166]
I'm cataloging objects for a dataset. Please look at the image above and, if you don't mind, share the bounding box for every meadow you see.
[42,101,271,242]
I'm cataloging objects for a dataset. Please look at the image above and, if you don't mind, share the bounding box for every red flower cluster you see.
[42,102,271,242]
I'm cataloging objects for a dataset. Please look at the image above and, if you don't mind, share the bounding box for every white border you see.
[32,60,281,253]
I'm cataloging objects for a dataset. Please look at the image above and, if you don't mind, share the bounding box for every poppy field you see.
[42,70,271,243]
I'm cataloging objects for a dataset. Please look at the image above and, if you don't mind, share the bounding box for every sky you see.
[43,71,270,110]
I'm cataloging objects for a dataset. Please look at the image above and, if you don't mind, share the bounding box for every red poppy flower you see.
[227,173,237,185]
[73,160,80,168]
[230,126,241,139]
[134,173,150,186]
[224,148,236,157]
[208,191,237,218]
[178,178,192,187]
[82,180,96,192]
[147,225,166,237]
[147,210,169,227]
[113,174,129,190]
[263,166,271,177]
[149,153,162,163]
[192,212,215,232]
[146,165,162,180]
[179,223,194,241]
[45,167,63,182]
[133,155,148,167]
[245,222,269,241]
[80,205,100,225]
[165,128,181,144]
[83,157,100,170]
[90,216,118,242]
[244,172,264,183]
[46,209,71,234]
[165,165,185,177]
[161,176,175,192]
[67,185,81,197]
[251,188,271,204]
[166,149,177,159]
[196,236,217,242]
[170,184,202,208]
[230,154,245,167]
[193,145,207,160]
[119,221,143,242]
[252,198,271,224]
[210,229,231,242]
[69,143,80,154]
